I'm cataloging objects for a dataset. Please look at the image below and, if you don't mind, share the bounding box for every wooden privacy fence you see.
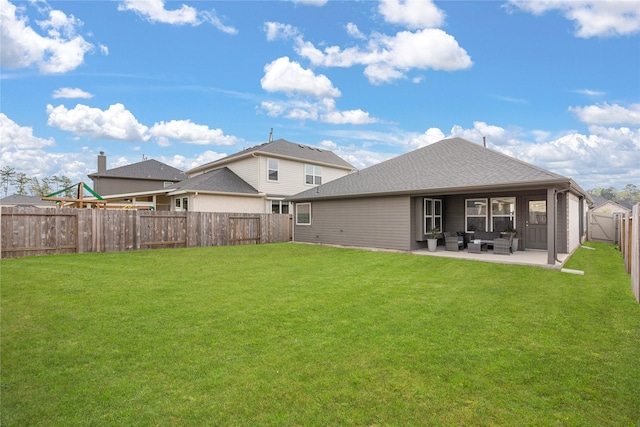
[619,203,640,304]
[0,207,292,259]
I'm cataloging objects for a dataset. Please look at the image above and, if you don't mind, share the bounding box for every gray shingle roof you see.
[0,195,57,206]
[88,159,186,181]
[187,139,354,174]
[591,195,633,210]
[289,137,572,201]
[165,167,259,195]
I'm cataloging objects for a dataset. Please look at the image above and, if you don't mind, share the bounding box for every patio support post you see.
[547,188,556,265]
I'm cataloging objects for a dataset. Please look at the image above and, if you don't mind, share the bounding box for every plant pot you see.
[512,237,519,252]
[427,238,438,252]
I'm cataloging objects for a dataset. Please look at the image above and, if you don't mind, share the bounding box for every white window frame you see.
[296,203,311,225]
[424,198,442,234]
[271,200,290,214]
[305,164,322,185]
[465,198,488,232]
[490,197,515,232]
[267,158,279,182]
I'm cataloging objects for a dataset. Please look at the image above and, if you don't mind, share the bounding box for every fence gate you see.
[229,216,260,245]
[588,211,617,244]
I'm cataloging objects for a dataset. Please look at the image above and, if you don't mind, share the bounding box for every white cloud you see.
[508,0,640,38]
[345,23,366,40]
[407,127,446,148]
[291,0,328,6]
[295,28,472,84]
[261,56,341,98]
[52,87,94,99]
[260,98,378,125]
[0,113,55,151]
[46,103,150,142]
[0,114,95,187]
[264,22,299,41]
[569,103,640,126]
[149,120,240,146]
[118,0,237,33]
[100,44,109,55]
[574,89,605,97]
[0,0,93,73]
[378,0,445,29]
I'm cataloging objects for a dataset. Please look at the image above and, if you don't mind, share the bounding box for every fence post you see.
[631,203,639,304]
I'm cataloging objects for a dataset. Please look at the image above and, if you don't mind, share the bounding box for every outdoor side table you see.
[468,242,487,253]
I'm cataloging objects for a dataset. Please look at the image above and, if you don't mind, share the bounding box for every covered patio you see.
[412,246,572,269]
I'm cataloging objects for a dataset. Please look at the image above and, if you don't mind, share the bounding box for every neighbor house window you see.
[163,182,173,188]
[175,198,181,210]
[182,197,188,211]
[268,158,279,181]
[491,197,515,232]
[296,203,311,225]
[466,198,487,232]
[305,165,322,185]
[424,198,442,234]
[271,200,290,214]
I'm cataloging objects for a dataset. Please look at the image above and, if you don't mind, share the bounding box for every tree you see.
[14,172,30,195]
[0,165,16,198]
[600,187,617,201]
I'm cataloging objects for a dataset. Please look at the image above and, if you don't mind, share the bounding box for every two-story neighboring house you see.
[169,139,356,213]
[88,152,187,196]
[90,139,355,213]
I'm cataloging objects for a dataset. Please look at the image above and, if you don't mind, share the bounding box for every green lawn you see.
[1,242,639,426]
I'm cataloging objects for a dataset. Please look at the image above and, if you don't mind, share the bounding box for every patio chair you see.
[493,237,512,255]
[444,232,464,251]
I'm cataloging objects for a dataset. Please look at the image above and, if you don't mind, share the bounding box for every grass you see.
[1,242,639,426]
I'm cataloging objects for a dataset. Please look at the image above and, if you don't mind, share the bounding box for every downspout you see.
[554,186,571,263]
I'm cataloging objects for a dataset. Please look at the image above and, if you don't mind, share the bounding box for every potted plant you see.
[504,226,519,252]
[427,228,440,252]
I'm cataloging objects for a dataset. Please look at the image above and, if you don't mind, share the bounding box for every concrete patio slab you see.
[412,246,570,269]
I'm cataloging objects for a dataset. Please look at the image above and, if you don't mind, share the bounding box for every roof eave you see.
[288,178,577,202]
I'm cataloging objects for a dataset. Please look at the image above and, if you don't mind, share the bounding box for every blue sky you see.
[1,0,639,194]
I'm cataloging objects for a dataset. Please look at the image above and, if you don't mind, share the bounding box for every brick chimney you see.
[98,151,106,173]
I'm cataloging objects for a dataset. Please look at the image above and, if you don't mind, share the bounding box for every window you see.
[182,197,189,211]
[491,197,515,231]
[268,158,279,181]
[466,198,487,232]
[163,182,173,188]
[271,200,290,214]
[296,203,311,225]
[305,165,322,185]
[529,200,546,225]
[175,198,181,209]
[424,198,442,234]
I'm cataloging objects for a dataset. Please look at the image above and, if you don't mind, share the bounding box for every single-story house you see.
[0,195,57,208]
[288,137,592,265]
[589,195,632,216]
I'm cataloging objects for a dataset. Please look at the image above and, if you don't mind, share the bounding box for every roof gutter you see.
[288,178,574,202]
[167,189,266,198]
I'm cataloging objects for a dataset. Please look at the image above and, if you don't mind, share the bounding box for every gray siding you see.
[294,196,412,251]
[92,177,178,196]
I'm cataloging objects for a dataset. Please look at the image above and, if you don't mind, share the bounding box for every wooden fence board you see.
[0,207,293,259]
